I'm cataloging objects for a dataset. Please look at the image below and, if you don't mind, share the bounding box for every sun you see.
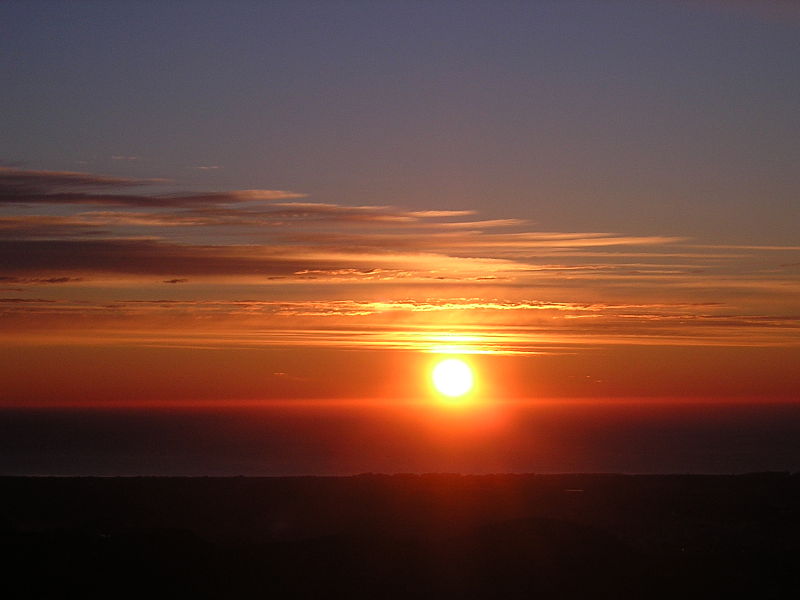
[431,358,474,398]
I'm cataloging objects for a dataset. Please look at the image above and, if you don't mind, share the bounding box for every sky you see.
[1,1,799,474]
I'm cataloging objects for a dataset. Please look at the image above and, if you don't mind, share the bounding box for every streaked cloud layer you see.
[2,167,798,361]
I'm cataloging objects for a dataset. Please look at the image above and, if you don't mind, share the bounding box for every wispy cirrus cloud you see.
[0,167,153,190]
[0,215,108,238]
[1,167,799,354]
[0,167,303,207]
[0,237,527,282]
[2,296,798,353]
[0,168,693,283]
[0,276,82,284]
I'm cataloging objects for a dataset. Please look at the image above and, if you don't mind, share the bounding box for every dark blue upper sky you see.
[2,0,799,243]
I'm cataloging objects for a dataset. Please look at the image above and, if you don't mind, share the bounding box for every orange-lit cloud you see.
[2,167,799,367]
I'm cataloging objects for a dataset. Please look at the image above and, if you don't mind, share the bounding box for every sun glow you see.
[431,358,474,398]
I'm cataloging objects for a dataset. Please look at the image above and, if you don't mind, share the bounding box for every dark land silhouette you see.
[2,473,799,598]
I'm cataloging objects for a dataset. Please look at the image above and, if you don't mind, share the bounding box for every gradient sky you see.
[1,1,799,473]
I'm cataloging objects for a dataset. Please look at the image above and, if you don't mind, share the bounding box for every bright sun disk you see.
[431,358,474,398]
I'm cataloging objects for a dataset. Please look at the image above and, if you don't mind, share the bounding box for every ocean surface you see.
[1,400,799,475]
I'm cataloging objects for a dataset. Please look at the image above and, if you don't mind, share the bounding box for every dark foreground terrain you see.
[2,473,799,598]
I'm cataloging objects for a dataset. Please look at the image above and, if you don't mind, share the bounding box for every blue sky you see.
[3,1,799,243]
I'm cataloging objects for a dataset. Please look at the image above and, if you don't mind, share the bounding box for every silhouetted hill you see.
[2,473,799,598]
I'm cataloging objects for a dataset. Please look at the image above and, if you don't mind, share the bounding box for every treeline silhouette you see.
[2,473,799,598]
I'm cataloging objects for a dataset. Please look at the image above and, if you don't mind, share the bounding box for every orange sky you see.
[2,3,800,411]
[3,3,800,475]
[1,167,798,407]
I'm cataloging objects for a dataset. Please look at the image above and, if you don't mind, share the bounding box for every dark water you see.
[1,401,799,475]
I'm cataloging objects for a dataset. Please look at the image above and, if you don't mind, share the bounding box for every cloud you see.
[406,210,477,218]
[0,239,306,277]
[68,204,493,229]
[0,276,82,284]
[0,167,152,191]
[0,171,795,299]
[0,216,107,238]
[0,167,304,207]
[279,231,684,256]
[0,297,57,303]
[0,238,525,282]
[2,167,799,356]
[1,295,798,353]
